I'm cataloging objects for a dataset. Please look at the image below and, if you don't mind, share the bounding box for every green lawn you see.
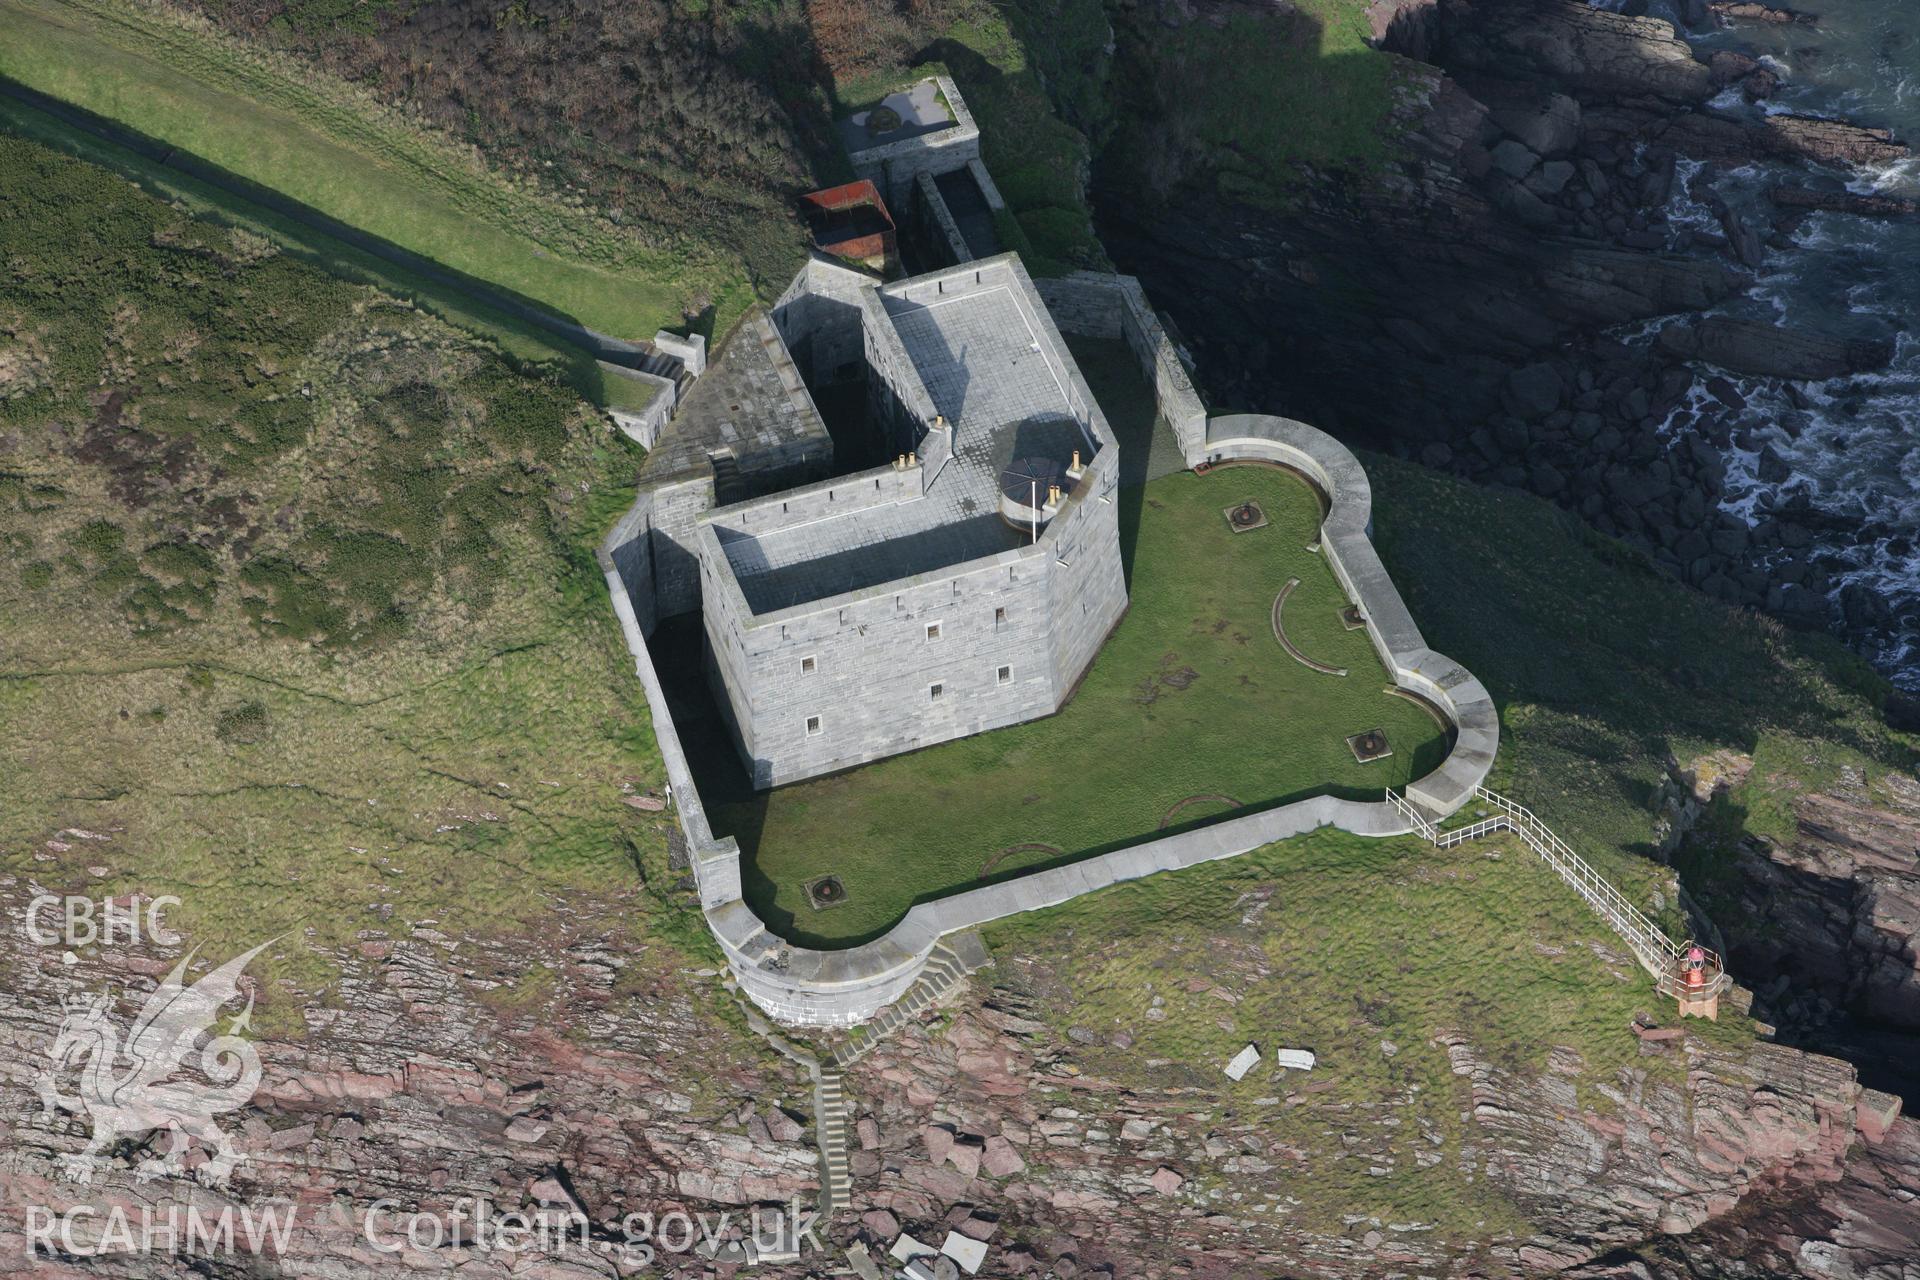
[712,465,1451,947]
[0,0,752,340]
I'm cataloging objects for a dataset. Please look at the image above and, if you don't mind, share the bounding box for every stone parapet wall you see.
[597,516,742,913]
[600,362,677,450]
[772,258,871,386]
[915,171,972,266]
[1037,271,1208,460]
[1199,415,1500,817]
[705,458,925,536]
[858,288,939,455]
[647,472,716,621]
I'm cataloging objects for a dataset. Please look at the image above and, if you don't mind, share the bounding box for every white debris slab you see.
[1275,1048,1317,1071]
[845,1241,882,1280]
[1224,1044,1261,1081]
[942,1230,989,1275]
[891,1233,937,1264]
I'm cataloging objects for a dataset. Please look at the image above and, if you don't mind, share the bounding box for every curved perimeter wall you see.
[598,291,1500,1026]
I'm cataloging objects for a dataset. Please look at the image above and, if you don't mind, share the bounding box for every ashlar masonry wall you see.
[703,538,1061,789]
[772,258,870,388]
[1037,271,1209,461]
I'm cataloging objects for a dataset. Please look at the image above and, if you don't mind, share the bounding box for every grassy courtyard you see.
[705,464,1451,947]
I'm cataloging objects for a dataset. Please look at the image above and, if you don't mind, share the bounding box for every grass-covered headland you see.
[0,135,688,1020]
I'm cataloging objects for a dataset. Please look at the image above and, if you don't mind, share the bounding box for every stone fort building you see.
[624,251,1128,789]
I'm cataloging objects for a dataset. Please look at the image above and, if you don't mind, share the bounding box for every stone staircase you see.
[812,1068,853,1216]
[811,934,992,1218]
[829,936,988,1070]
[722,933,992,1221]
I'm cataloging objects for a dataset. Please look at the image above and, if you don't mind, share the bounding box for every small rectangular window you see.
[805,715,822,736]
[929,683,944,701]
[994,607,1007,625]
[997,665,1012,685]
[801,655,817,674]
[926,622,942,642]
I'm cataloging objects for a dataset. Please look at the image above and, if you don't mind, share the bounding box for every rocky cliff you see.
[4,854,1906,1278]
[1094,0,1906,640]
[1687,765,1920,1106]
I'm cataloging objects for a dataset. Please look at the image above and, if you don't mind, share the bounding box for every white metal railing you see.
[1389,785,1730,1000]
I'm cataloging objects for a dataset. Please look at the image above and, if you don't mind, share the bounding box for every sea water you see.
[1633,1,1920,681]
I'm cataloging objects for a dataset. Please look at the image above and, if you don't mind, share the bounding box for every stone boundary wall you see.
[595,246,1499,1022]
[594,413,1500,1025]
[598,512,743,911]
[914,171,972,266]
[1035,272,1208,460]
[600,361,677,450]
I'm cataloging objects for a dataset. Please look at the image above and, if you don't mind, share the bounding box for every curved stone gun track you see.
[1271,577,1349,676]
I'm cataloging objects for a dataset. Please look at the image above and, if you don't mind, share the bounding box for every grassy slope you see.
[1368,457,1913,882]
[984,825,1755,1238]
[720,465,1448,947]
[0,136,702,1024]
[971,463,1906,1245]
[0,0,754,340]
[1046,0,1400,208]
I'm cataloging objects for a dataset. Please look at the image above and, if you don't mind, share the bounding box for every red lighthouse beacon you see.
[1673,942,1723,1020]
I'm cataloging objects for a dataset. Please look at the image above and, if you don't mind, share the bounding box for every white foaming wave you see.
[1850,155,1920,196]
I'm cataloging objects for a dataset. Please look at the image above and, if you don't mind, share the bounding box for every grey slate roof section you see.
[637,308,830,498]
[704,255,1107,616]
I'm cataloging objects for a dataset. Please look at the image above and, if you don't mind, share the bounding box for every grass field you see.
[696,465,1450,947]
[0,135,698,1027]
[0,0,754,341]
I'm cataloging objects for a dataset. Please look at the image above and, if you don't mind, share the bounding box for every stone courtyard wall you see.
[597,254,1497,1025]
[1037,271,1209,461]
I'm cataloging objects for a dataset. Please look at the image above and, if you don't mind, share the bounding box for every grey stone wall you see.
[847,75,982,211]
[858,288,939,457]
[692,416,1497,1026]
[713,545,1064,788]
[595,521,744,914]
[965,157,1007,212]
[1198,416,1499,817]
[773,259,871,388]
[648,472,717,620]
[689,462,1128,790]
[600,362,678,450]
[914,171,972,267]
[1037,474,1128,696]
[708,458,927,535]
[1037,271,1209,461]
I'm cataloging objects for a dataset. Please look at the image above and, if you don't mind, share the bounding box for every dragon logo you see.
[37,940,276,1188]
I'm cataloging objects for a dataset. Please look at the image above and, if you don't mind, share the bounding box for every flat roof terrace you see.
[711,261,1103,615]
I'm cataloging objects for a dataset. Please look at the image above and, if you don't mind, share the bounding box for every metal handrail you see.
[1390,785,1694,985]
